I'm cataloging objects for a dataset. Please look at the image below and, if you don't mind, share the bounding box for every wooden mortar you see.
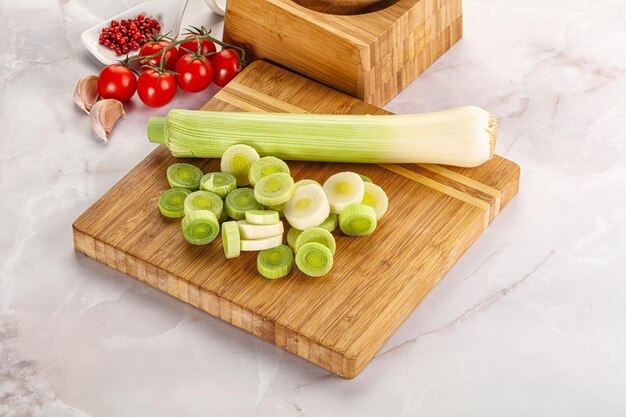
[224,0,463,106]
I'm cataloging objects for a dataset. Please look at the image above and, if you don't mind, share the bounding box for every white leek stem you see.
[148,106,497,168]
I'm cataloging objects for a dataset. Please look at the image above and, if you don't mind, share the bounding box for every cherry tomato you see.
[179,36,216,56]
[209,49,241,87]
[175,54,214,93]
[139,41,179,70]
[97,64,137,102]
[137,69,177,108]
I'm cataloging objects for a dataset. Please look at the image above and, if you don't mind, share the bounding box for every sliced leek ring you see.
[248,156,290,186]
[362,182,389,220]
[322,172,365,214]
[200,172,237,199]
[181,210,220,245]
[184,190,223,218]
[220,144,260,186]
[167,163,203,190]
[267,204,286,218]
[295,242,333,277]
[317,213,338,232]
[237,220,284,240]
[284,183,330,230]
[158,188,191,218]
[221,220,241,258]
[225,188,263,220]
[240,234,284,251]
[295,227,336,255]
[257,245,294,279]
[245,210,280,225]
[287,228,303,251]
[339,204,377,236]
[254,172,295,206]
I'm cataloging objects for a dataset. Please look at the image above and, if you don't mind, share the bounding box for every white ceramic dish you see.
[80,0,191,66]
[204,0,227,15]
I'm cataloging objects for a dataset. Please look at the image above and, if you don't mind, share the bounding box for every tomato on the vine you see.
[139,40,179,70]
[137,69,177,108]
[98,64,137,102]
[179,36,216,56]
[175,54,214,93]
[210,49,241,87]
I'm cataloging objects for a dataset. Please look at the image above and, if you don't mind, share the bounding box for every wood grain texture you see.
[223,0,462,106]
[73,61,520,378]
[291,0,399,15]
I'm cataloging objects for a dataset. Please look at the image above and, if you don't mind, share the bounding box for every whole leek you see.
[147,106,497,168]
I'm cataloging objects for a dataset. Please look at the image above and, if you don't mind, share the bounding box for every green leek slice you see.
[200,172,237,199]
[158,188,191,218]
[318,213,338,232]
[237,220,284,240]
[362,182,389,220]
[295,242,333,277]
[248,156,290,186]
[221,220,241,258]
[339,204,377,236]
[225,188,263,220]
[220,144,260,186]
[167,163,203,190]
[181,210,219,245]
[323,172,365,214]
[359,174,373,183]
[184,190,223,218]
[287,228,303,251]
[267,204,285,218]
[254,173,294,206]
[283,183,330,230]
[295,227,336,255]
[257,245,294,279]
[240,234,283,251]
[245,210,280,225]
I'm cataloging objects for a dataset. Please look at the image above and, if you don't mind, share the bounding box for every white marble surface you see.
[1,0,625,415]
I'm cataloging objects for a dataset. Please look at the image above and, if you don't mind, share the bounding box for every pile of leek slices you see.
[158,144,388,279]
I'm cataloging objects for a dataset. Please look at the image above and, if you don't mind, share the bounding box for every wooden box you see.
[223,0,463,106]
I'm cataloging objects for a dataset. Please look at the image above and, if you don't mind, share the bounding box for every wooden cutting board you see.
[73,61,520,379]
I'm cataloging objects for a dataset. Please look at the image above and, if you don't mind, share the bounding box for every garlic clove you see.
[89,99,126,143]
[73,75,100,113]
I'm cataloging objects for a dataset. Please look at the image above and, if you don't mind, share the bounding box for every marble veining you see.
[1,0,625,415]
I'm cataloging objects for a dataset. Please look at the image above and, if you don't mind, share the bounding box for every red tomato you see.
[97,64,137,102]
[209,49,241,87]
[174,54,214,93]
[179,36,216,56]
[139,41,179,70]
[137,69,177,108]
